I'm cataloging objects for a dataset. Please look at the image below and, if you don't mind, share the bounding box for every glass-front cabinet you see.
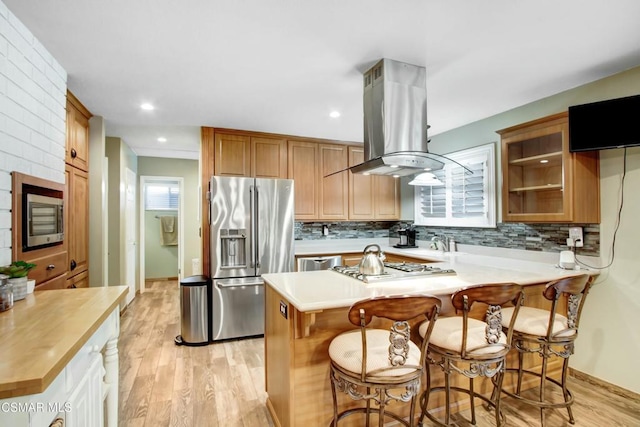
[498,112,600,223]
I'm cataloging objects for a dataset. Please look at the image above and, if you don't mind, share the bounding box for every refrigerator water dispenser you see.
[220,229,247,268]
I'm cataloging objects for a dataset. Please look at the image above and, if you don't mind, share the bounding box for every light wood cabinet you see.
[66,150,89,283]
[66,91,90,172]
[214,132,251,176]
[498,112,600,223]
[62,91,92,288]
[10,172,68,290]
[288,140,319,220]
[252,136,287,178]
[348,146,400,220]
[214,131,288,178]
[318,144,348,220]
[203,127,398,223]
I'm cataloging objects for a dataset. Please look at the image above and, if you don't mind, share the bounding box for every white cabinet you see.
[67,354,103,427]
[0,306,120,427]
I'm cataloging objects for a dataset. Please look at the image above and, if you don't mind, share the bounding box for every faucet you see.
[431,235,449,252]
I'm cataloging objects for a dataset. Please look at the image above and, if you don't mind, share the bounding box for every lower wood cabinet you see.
[36,273,67,291]
[66,164,89,279]
[67,270,89,289]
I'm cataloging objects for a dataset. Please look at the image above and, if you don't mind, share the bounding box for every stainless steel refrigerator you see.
[209,176,294,341]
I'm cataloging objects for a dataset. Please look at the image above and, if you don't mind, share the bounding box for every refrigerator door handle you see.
[255,185,261,269]
[249,185,256,269]
[215,278,264,288]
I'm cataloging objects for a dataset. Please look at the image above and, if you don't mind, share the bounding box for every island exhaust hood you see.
[349,58,467,177]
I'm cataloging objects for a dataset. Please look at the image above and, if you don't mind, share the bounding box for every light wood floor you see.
[118,280,640,426]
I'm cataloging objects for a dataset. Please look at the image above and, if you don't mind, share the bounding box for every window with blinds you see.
[145,183,180,210]
[414,143,496,227]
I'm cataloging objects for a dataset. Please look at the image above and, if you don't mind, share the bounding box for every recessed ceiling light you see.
[157,137,167,143]
[140,103,154,111]
[329,111,341,118]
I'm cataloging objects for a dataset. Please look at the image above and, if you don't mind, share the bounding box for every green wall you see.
[137,157,201,279]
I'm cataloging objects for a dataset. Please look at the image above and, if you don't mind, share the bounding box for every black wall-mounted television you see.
[568,94,640,152]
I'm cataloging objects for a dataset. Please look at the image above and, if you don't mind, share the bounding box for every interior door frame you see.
[139,175,185,293]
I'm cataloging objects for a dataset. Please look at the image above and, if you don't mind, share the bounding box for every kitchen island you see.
[0,286,128,427]
[263,249,596,426]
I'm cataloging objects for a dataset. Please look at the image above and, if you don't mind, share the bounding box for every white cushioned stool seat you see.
[328,295,442,427]
[419,317,507,356]
[329,329,421,377]
[502,306,576,338]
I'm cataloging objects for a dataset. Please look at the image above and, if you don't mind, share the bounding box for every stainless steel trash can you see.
[297,255,342,271]
[175,275,210,346]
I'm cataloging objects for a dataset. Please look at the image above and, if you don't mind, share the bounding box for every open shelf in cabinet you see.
[499,112,600,223]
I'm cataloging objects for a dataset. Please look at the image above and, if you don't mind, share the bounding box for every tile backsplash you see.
[295,221,600,256]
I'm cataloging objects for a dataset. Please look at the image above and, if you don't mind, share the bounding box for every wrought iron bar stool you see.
[328,294,442,427]
[499,274,592,426]
[417,283,524,427]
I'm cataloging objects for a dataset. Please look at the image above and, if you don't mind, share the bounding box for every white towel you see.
[160,216,178,245]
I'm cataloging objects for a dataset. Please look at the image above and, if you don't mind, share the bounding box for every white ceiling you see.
[5,0,640,160]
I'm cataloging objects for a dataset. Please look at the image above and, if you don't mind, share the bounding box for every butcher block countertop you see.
[0,286,127,398]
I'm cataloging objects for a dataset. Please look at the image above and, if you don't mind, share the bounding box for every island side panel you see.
[265,285,294,426]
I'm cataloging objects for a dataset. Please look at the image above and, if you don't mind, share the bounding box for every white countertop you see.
[265,244,596,311]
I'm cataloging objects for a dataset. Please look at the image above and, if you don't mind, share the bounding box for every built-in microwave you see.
[23,193,64,251]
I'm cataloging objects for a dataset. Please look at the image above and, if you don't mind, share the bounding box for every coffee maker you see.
[395,225,417,248]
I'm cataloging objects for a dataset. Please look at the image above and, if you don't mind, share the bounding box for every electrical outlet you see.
[569,227,584,248]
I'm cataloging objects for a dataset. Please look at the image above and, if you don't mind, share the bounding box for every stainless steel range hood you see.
[349,58,465,177]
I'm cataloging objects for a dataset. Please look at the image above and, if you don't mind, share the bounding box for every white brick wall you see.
[0,0,67,266]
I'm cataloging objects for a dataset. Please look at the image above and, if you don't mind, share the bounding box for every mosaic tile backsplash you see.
[295,221,600,256]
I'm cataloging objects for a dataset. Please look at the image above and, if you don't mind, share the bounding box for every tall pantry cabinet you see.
[65,91,91,288]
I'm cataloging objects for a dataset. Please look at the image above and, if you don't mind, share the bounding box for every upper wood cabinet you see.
[498,112,600,223]
[251,136,287,178]
[214,133,251,176]
[214,131,288,178]
[204,127,397,222]
[318,144,348,220]
[66,91,91,172]
[348,146,400,220]
[287,140,319,220]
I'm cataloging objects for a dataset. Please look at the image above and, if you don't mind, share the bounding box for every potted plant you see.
[0,261,37,301]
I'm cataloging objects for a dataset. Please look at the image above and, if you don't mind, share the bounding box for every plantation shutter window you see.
[414,143,496,228]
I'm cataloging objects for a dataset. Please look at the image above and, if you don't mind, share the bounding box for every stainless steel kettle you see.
[358,244,385,275]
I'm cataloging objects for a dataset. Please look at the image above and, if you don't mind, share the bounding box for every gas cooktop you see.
[330,262,456,283]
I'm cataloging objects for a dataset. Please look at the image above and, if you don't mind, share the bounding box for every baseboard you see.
[570,368,640,401]
[145,276,179,282]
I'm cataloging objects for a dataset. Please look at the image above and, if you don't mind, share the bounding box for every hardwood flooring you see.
[118,280,640,426]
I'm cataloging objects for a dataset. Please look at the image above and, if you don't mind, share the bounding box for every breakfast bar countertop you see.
[265,245,597,312]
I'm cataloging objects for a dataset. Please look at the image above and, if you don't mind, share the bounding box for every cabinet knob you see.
[70,259,77,270]
[46,264,55,270]
[70,148,77,158]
